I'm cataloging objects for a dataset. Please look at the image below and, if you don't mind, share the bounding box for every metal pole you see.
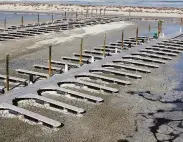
[122,30,124,49]
[103,33,106,57]
[6,54,9,91]
[38,13,40,25]
[79,38,83,66]
[48,45,52,77]
[136,26,138,45]
[21,16,24,27]
[4,17,6,29]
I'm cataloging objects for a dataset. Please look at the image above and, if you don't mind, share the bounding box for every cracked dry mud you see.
[122,55,183,142]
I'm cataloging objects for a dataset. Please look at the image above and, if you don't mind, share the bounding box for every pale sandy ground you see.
[0,18,182,142]
[0,3,183,18]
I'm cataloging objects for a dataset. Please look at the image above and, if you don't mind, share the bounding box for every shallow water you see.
[0,12,64,28]
[55,0,183,8]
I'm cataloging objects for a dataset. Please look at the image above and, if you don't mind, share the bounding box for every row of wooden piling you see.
[3,19,174,92]
[3,24,151,91]
[2,10,106,30]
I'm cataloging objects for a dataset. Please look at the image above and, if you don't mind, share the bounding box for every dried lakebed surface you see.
[0,29,183,141]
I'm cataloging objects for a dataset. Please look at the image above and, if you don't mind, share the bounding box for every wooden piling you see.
[76,11,78,19]
[96,8,98,16]
[37,13,40,25]
[180,18,183,33]
[48,46,52,77]
[136,26,139,45]
[148,24,151,41]
[129,10,131,20]
[157,20,161,37]
[21,16,24,27]
[91,9,93,17]
[4,17,6,29]
[122,30,124,49]
[64,11,67,19]
[79,38,83,66]
[103,33,106,57]
[52,13,54,23]
[104,8,106,16]
[6,54,9,91]
[100,9,102,17]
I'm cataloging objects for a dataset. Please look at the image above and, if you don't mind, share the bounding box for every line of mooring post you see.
[4,17,6,30]
[122,30,124,49]
[37,13,40,25]
[136,26,139,45]
[103,33,106,57]
[48,45,52,77]
[79,38,83,66]
[6,54,10,92]
[148,24,151,41]
[21,16,24,27]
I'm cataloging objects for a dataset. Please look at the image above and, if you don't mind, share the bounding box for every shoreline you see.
[0,3,182,18]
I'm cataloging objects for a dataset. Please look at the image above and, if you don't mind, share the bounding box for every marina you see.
[0,2,183,142]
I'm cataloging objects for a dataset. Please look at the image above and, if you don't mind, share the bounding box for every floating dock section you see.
[102,63,151,73]
[122,55,167,64]
[131,52,172,60]
[90,68,142,79]
[58,79,119,93]
[15,94,85,114]
[113,59,159,68]
[75,72,131,85]
[39,85,104,103]
[0,103,62,128]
